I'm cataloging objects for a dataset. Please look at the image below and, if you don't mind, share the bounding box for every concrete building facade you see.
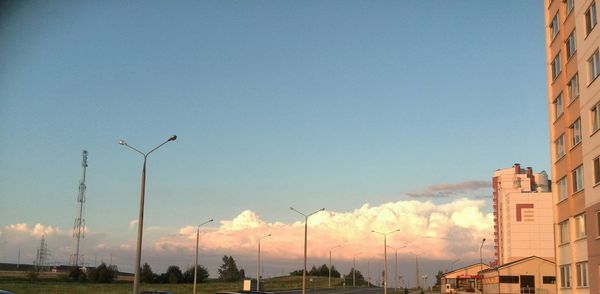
[545,0,600,293]
[440,263,490,293]
[492,164,554,266]
[481,256,556,294]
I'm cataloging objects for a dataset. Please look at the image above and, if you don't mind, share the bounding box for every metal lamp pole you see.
[479,238,486,291]
[257,233,271,292]
[119,135,177,294]
[290,207,325,294]
[329,245,341,288]
[387,245,406,291]
[194,219,213,294]
[353,253,361,288]
[480,238,486,272]
[371,229,401,294]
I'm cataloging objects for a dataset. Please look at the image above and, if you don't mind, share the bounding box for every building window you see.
[575,213,586,238]
[572,165,584,193]
[576,262,588,287]
[592,102,600,133]
[594,156,600,185]
[571,118,582,147]
[499,276,519,283]
[543,276,556,284]
[560,264,572,288]
[551,13,560,39]
[554,93,564,119]
[553,52,562,80]
[555,134,565,158]
[566,30,577,58]
[559,220,570,244]
[589,50,600,82]
[597,211,600,236]
[566,0,575,14]
[568,73,579,101]
[586,2,598,35]
[557,176,568,201]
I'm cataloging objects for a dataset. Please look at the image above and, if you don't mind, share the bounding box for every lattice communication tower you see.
[70,150,88,267]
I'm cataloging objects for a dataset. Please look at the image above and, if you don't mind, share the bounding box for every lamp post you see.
[387,245,406,291]
[480,238,486,272]
[119,135,177,294]
[421,275,428,291]
[290,207,325,294]
[257,233,271,292]
[371,229,401,294]
[193,219,213,294]
[353,253,361,288]
[329,245,341,288]
[479,238,486,291]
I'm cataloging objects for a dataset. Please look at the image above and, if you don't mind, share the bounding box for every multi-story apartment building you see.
[492,164,554,266]
[545,0,600,293]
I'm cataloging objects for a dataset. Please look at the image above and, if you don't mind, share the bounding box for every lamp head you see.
[118,140,127,146]
[482,238,486,242]
[267,233,272,237]
[168,135,177,142]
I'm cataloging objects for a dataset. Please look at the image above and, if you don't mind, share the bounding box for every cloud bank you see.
[154,197,493,262]
[0,197,493,278]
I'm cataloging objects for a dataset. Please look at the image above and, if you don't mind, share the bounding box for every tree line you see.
[66,255,244,284]
[290,264,366,284]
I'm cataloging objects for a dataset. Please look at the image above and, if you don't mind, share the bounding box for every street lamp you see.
[371,229,401,294]
[257,233,271,292]
[353,253,361,288]
[290,207,325,294]
[480,238,486,272]
[329,245,341,288]
[119,135,177,294]
[479,238,486,291]
[387,245,406,291]
[194,219,213,294]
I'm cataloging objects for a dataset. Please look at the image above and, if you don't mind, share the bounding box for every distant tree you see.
[218,256,241,282]
[290,269,304,276]
[318,264,330,276]
[344,268,365,284]
[160,265,183,284]
[183,265,209,283]
[309,265,319,276]
[141,263,156,283]
[330,265,340,278]
[435,270,444,287]
[239,268,246,280]
[88,262,117,283]
[68,267,86,282]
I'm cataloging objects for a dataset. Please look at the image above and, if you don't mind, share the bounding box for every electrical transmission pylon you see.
[35,235,49,270]
[70,150,88,267]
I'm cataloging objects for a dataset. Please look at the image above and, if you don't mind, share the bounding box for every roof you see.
[480,256,555,273]
[443,263,487,276]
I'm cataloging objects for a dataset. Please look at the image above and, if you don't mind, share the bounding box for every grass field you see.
[0,275,354,294]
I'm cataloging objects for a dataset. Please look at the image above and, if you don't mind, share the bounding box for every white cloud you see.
[152,198,493,262]
[129,219,138,230]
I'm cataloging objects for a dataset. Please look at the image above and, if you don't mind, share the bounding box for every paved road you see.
[274,288,436,294]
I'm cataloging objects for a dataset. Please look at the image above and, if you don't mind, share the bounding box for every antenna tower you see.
[70,150,88,267]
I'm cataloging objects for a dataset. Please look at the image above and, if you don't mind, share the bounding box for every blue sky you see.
[0,0,548,283]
